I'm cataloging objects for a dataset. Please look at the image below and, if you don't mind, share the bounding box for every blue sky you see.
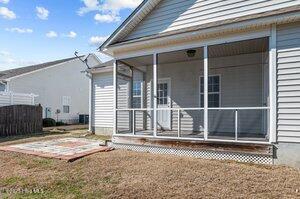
[0,0,142,70]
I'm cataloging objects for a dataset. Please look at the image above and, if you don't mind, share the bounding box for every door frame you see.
[158,77,172,130]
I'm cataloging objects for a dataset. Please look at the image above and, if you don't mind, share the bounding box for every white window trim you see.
[132,80,143,108]
[199,75,221,108]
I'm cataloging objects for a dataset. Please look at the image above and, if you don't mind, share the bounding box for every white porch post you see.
[204,45,208,140]
[153,53,158,137]
[269,24,277,143]
[88,75,93,132]
[113,60,118,135]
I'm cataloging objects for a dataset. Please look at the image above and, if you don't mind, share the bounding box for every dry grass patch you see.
[0,146,299,198]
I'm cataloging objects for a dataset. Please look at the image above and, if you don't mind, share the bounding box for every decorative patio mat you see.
[0,138,113,162]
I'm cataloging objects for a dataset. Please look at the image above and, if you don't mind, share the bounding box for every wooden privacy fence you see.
[0,105,42,137]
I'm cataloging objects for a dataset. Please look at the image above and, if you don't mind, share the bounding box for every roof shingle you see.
[0,57,79,80]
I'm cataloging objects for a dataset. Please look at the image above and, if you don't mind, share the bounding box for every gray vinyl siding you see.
[92,72,133,130]
[277,22,300,143]
[92,72,114,128]
[125,0,300,40]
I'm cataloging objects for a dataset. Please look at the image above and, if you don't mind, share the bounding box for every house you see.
[89,0,300,167]
[0,54,101,124]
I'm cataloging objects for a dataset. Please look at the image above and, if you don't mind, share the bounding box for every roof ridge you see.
[0,56,83,80]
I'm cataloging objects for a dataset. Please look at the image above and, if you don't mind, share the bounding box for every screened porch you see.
[114,37,273,143]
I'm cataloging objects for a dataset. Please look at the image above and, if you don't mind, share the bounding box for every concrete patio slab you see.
[0,138,113,162]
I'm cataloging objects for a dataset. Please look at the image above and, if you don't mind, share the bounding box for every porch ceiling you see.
[120,37,268,66]
[209,37,268,58]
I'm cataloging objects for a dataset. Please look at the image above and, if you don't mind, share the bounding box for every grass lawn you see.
[0,131,299,198]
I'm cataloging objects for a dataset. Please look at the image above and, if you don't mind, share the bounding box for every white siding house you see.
[90,0,300,167]
[0,55,100,124]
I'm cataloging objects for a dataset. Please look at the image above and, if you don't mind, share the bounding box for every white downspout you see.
[86,72,93,132]
[113,60,117,135]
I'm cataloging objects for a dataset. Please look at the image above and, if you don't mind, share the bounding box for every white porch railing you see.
[115,106,270,144]
[0,92,37,107]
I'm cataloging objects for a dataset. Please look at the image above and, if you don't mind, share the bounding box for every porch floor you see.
[117,129,268,142]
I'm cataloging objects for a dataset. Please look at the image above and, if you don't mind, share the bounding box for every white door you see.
[157,79,171,130]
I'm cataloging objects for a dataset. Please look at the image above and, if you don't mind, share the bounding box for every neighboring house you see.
[0,54,101,124]
[89,0,300,167]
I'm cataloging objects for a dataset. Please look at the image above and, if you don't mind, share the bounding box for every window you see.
[200,75,220,107]
[62,96,71,113]
[158,83,168,105]
[132,81,142,108]
[63,105,70,113]
[0,83,6,92]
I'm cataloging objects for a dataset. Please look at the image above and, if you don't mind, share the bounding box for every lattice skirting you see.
[109,142,274,165]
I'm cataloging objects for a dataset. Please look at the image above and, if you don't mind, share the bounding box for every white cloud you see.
[46,31,57,38]
[101,0,142,12]
[0,50,10,57]
[94,13,120,23]
[82,0,99,8]
[66,31,77,38]
[89,36,109,46]
[78,0,142,23]
[36,6,49,20]
[0,7,16,19]
[0,0,10,4]
[5,27,33,34]
[0,51,39,70]
[78,0,99,16]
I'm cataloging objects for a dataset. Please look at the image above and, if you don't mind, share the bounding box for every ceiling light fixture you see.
[186,49,196,58]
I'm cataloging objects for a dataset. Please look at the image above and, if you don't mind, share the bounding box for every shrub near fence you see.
[0,105,42,137]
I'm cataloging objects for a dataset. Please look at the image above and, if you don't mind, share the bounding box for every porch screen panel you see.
[157,47,204,138]
[207,38,269,141]
[116,62,132,134]
[117,55,154,135]
[208,110,235,139]
[238,109,268,140]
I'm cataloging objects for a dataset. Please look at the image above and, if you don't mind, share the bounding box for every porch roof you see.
[100,5,300,55]
[88,60,114,74]
[120,37,268,66]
